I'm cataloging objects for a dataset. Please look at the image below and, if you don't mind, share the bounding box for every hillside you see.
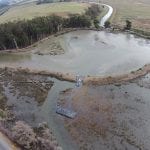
[102,0,150,31]
[0,2,90,23]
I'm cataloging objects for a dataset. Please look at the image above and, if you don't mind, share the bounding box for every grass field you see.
[0,2,90,23]
[102,0,150,31]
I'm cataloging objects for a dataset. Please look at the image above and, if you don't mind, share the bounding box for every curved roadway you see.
[99,4,113,27]
[89,2,113,27]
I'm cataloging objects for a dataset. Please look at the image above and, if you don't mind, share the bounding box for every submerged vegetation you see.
[0,4,101,50]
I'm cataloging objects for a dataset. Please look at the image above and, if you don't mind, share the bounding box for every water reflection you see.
[0,30,149,76]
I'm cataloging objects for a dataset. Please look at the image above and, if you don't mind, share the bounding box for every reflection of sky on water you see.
[0,30,150,76]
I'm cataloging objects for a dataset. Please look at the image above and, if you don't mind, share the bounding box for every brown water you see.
[0,30,150,76]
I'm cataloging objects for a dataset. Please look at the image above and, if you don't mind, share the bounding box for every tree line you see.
[0,4,101,50]
[37,0,71,4]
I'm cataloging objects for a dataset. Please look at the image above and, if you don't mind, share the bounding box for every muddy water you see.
[40,78,78,150]
[0,30,150,76]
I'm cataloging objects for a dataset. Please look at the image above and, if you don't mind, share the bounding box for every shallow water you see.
[3,76,77,150]
[3,71,150,150]
[64,74,150,149]
[40,78,77,150]
[0,30,150,76]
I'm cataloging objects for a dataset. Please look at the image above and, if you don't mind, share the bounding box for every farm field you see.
[0,2,90,23]
[102,0,150,31]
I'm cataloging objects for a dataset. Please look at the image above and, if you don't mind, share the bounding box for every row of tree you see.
[0,4,101,50]
[37,0,68,5]
[104,20,132,30]
[85,4,101,19]
[0,15,92,50]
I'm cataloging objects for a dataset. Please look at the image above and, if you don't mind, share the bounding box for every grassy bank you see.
[102,0,150,32]
[0,2,90,23]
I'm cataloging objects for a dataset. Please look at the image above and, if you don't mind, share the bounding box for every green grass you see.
[0,2,90,23]
[102,0,150,31]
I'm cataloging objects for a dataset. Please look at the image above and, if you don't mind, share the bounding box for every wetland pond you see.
[0,30,150,76]
[0,30,150,150]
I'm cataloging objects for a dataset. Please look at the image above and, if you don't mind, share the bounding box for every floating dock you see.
[56,106,77,119]
[75,75,83,87]
[56,75,83,118]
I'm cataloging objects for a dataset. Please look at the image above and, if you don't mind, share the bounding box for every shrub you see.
[104,21,111,28]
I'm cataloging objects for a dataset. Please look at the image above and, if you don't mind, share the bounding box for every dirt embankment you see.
[1,64,150,86]
[0,66,76,83]
[84,64,150,85]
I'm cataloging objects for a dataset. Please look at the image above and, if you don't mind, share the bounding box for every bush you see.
[64,15,91,28]
[125,20,132,30]
[85,4,101,19]
[12,121,62,150]
[93,19,100,29]
[104,21,111,28]
[12,121,37,149]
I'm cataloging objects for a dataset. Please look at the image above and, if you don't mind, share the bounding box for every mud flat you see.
[0,67,77,150]
[0,68,60,149]
[1,65,150,149]
[59,73,150,150]
[0,67,77,149]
